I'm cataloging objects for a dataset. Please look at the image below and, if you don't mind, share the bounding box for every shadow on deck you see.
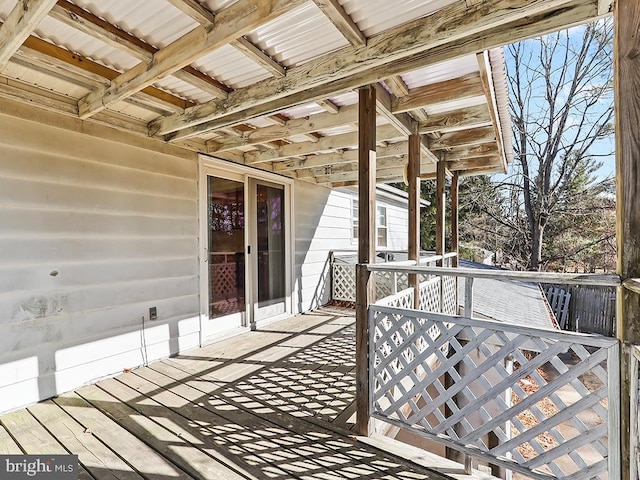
[0,307,455,480]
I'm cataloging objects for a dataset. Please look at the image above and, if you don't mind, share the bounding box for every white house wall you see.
[0,104,200,414]
[293,183,410,313]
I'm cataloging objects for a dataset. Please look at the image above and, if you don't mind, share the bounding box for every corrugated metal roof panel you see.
[199,0,240,12]
[193,44,271,89]
[33,16,139,72]
[341,0,457,37]
[4,60,91,99]
[153,75,214,103]
[280,102,327,119]
[402,55,479,89]
[0,0,17,20]
[424,96,487,115]
[489,47,514,166]
[329,91,358,107]
[248,2,349,68]
[70,0,197,49]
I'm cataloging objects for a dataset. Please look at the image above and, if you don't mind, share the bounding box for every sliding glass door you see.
[206,174,246,332]
[203,169,290,338]
[253,181,286,322]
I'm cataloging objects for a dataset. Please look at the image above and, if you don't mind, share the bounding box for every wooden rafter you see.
[444,143,499,161]
[0,0,58,71]
[313,0,366,46]
[317,99,340,113]
[391,73,485,114]
[385,76,410,98]
[208,104,359,152]
[166,0,286,78]
[374,83,438,163]
[166,0,215,24]
[429,127,496,150]
[153,0,588,141]
[231,37,286,78]
[418,104,492,134]
[275,139,409,172]
[246,124,399,164]
[78,0,306,119]
[19,34,194,112]
[50,0,230,99]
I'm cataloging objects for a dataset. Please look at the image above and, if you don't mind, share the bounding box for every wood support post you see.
[435,158,446,267]
[356,85,376,436]
[451,172,459,268]
[615,1,640,478]
[408,133,421,308]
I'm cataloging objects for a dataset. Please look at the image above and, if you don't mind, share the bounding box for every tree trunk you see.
[530,222,544,271]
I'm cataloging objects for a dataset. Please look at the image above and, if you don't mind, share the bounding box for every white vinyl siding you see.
[0,109,200,414]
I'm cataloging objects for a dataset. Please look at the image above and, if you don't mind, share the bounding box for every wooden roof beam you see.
[315,161,438,184]
[443,143,499,160]
[429,126,496,150]
[418,104,492,134]
[447,155,502,172]
[391,73,485,114]
[19,34,194,112]
[245,124,400,164]
[317,99,340,113]
[166,0,215,24]
[385,76,410,98]
[374,83,439,163]
[231,37,286,78]
[78,0,305,118]
[0,0,57,72]
[275,140,409,172]
[166,0,286,78]
[154,0,597,142]
[207,104,359,152]
[313,0,366,47]
[50,0,230,99]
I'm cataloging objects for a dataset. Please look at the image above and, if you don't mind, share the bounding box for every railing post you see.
[329,251,335,302]
[465,277,474,318]
[356,263,373,435]
[614,1,640,477]
[356,84,376,436]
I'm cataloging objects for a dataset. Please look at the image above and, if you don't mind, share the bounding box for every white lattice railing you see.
[331,253,457,312]
[369,305,620,480]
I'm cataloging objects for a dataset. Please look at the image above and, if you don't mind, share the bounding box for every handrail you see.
[366,264,621,287]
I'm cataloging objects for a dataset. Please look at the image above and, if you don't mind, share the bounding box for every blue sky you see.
[501,21,615,182]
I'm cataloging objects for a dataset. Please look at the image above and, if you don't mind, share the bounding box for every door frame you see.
[198,156,295,344]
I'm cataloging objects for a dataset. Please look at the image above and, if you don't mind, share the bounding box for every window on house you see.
[352,200,388,248]
[377,205,387,247]
[352,199,359,241]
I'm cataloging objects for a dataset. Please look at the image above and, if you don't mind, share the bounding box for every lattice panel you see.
[333,264,356,301]
[369,305,619,480]
[442,276,457,315]
[210,264,238,299]
[418,277,441,313]
[378,288,414,309]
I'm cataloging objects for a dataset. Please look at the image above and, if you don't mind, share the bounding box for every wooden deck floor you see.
[0,307,455,480]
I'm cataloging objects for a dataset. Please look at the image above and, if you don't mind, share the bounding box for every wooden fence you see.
[543,284,616,337]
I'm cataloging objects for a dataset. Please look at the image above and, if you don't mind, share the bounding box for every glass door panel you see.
[207,176,245,326]
[254,182,286,321]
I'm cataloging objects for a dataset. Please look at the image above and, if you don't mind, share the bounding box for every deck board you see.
[0,308,454,480]
[27,400,141,480]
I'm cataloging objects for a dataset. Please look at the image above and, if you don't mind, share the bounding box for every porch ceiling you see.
[0,0,611,186]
